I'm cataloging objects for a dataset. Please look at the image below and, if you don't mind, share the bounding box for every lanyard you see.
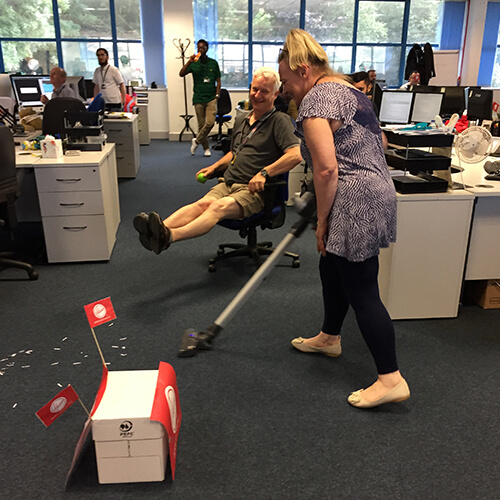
[100,64,110,83]
[231,108,276,164]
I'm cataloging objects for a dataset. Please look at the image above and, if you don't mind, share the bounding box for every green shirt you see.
[186,57,221,104]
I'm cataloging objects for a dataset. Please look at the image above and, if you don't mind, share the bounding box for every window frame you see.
[0,0,142,76]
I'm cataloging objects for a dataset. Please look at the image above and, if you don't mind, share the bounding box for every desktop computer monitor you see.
[378,90,414,124]
[440,86,466,116]
[410,85,442,94]
[465,87,493,122]
[10,75,48,107]
[66,75,87,101]
[40,77,53,100]
[410,92,444,123]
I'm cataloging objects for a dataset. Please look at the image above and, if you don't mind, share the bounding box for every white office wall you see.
[164,0,194,140]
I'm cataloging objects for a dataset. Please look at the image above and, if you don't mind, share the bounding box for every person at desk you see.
[368,69,377,83]
[133,67,301,255]
[349,71,372,95]
[179,39,221,158]
[92,48,126,106]
[278,29,408,409]
[400,70,420,90]
[40,67,78,104]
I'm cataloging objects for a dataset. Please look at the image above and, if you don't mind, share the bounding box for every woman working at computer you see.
[278,29,409,409]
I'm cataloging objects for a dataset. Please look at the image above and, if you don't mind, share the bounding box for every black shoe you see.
[148,212,171,255]
[133,212,153,251]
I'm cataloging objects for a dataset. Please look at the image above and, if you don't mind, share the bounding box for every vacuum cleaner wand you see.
[178,192,316,357]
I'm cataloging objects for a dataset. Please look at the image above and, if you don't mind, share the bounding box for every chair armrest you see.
[262,179,287,219]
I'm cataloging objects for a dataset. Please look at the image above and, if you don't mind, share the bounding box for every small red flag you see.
[36,385,80,427]
[84,297,116,328]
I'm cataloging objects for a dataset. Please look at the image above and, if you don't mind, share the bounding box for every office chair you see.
[208,172,300,272]
[212,89,232,150]
[0,126,39,280]
[42,97,86,137]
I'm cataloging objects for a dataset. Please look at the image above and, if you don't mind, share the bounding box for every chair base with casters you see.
[208,223,300,272]
[0,126,39,280]
[207,176,300,272]
[0,251,39,280]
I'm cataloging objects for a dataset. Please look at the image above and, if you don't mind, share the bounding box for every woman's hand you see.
[315,223,327,256]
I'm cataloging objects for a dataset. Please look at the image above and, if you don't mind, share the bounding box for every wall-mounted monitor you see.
[379,91,414,125]
[411,93,444,123]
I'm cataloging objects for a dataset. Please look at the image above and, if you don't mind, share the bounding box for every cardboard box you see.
[92,370,168,484]
[465,280,500,309]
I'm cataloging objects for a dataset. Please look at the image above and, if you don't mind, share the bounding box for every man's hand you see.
[196,165,218,180]
[40,95,49,104]
[248,172,266,194]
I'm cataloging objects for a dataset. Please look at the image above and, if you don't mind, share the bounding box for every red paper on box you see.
[150,362,182,480]
[36,385,80,427]
[84,297,116,328]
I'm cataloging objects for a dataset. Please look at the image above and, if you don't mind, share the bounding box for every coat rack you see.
[173,38,196,142]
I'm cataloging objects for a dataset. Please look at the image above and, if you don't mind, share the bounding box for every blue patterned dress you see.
[295,82,397,262]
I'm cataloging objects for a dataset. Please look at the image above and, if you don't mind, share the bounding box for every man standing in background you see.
[93,48,126,106]
[179,39,221,157]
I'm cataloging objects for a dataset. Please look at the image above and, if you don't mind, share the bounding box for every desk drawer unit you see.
[104,117,140,178]
[34,149,120,263]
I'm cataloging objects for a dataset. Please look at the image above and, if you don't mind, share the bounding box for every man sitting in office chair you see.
[40,67,78,104]
[133,67,302,255]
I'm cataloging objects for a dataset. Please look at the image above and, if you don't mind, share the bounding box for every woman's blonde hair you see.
[279,28,336,76]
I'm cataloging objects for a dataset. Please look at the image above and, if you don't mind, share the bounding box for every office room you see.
[1,0,499,498]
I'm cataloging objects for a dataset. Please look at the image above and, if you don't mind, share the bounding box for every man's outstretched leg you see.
[133,196,244,255]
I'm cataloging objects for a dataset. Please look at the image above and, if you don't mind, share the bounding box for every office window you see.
[305,0,355,43]
[492,49,500,88]
[0,0,55,38]
[59,0,112,38]
[355,45,401,86]
[117,42,145,85]
[252,44,280,72]
[214,43,249,88]
[62,41,113,79]
[0,0,144,83]
[253,0,300,42]
[357,1,405,44]
[407,0,443,45]
[115,0,142,40]
[193,0,490,88]
[2,41,58,74]
[324,46,352,74]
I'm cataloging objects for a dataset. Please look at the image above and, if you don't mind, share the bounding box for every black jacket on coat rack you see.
[404,43,436,85]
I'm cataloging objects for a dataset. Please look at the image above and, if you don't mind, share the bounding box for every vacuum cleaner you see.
[178,191,317,357]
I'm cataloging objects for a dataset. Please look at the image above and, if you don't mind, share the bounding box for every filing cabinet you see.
[33,144,120,263]
[103,114,141,178]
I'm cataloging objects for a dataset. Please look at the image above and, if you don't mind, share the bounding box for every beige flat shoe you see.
[348,379,410,409]
[291,336,341,357]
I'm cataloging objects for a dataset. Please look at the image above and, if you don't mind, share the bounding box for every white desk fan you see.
[454,126,493,188]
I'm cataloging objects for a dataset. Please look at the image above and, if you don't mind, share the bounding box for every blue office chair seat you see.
[208,173,300,272]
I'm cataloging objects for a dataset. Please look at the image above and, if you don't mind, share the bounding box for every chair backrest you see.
[217,89,232,116]
[42,97,86,136]
[0,126,16,199]
[88,93,105,113]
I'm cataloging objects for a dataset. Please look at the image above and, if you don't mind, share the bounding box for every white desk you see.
[16,144,121,263]
[451,155,500,280]
[378,189,475,319]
